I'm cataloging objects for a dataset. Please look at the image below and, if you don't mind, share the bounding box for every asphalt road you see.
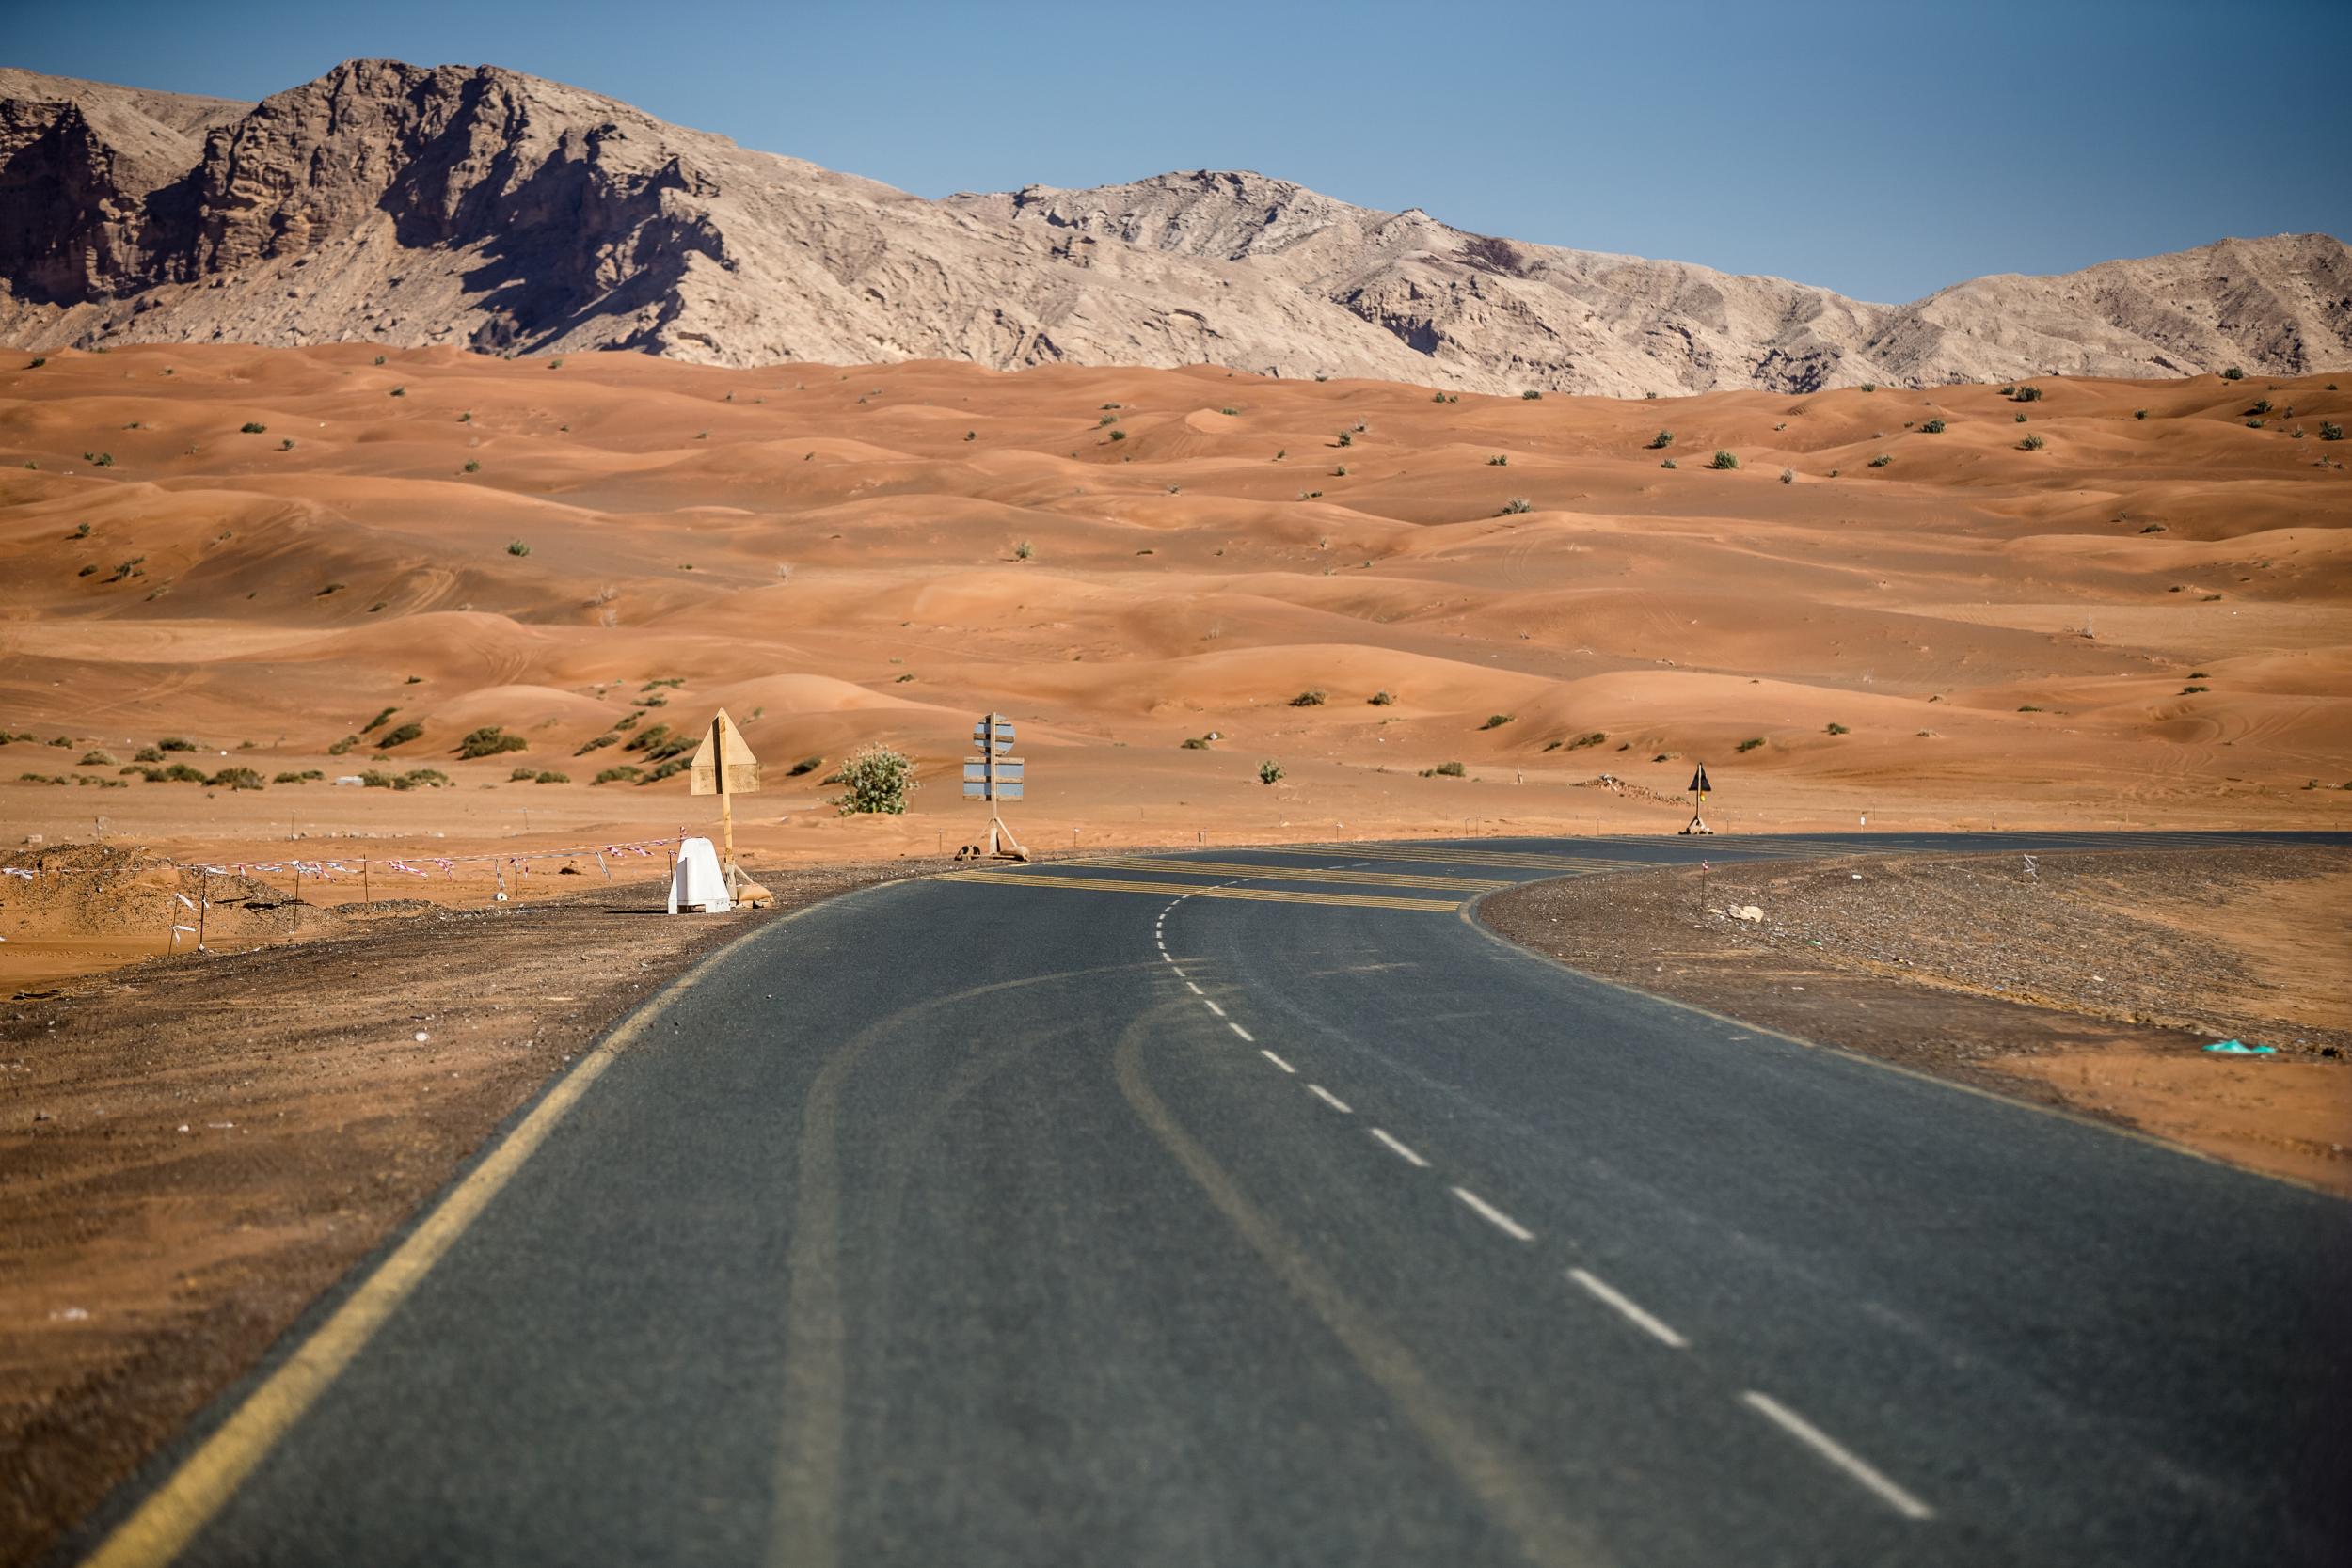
[70,832,2352,1567]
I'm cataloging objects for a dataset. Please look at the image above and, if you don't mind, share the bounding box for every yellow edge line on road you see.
[1083,857,1511,891]
[77,901,827,1568]
[940,871,1460,912]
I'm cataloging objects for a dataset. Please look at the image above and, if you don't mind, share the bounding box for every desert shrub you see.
[1708,451,1739,469]
[379,721,423,747]
[1427,760,1467,777]
[457,726,528,759]
[240,421,266,434]
[1661,459,1677,469]
[463,460,481,474]
[1921,419,1946,434]
[1290,689,1327,707]
[1736,736,1765,752]
[2221,366,2244,380]
[27,356,43,368]
[594,765,642,784]
[1779,467,1795,484]
[2246,399,2272,416]
[134,745,162,762]
[2010,386,2043,403]
[2134,408,2148,420]
[1107,429,1126,442]
[1498,497,1533,515]
[1521,390,1542,400]
[1868,453,1892,468]
[510,766,539,781]
[207,767,265,790]
[831,743,918,815]
[1480,713,1514,730]
[1181,736,1212,750]
[1859,383,1877,393]
[1826,722,1850,736]
[105,557,144,582]
[506,540,530,557]
[1336,430,1354,448]
[964,430,977,441]
[389,386,405,397]
[1368,689,1396,705]
[1220,406,1238,416]
[1014,541,1034,561]
[158,736,199,752]
[272,770,322,784]
[1258,760,1284,784]
[576,733,617,755]
[785,755,823,777]
[534,770,568,784]
[161,763,209,783]
[1488,454,1508,466]
[1647,430,1674,450]
[2019,435,2046,451]
[2321,422,2344,442]
[1567,731,1606,750]
[1098,414,1119,426]
[80,750,115,766]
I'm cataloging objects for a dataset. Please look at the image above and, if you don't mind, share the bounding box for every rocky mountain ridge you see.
[2,59,2345,394]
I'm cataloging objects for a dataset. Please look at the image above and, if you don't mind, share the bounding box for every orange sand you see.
[3,346,2347,982]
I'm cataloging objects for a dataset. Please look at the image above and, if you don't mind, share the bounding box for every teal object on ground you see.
[2203,1038,2277,1055]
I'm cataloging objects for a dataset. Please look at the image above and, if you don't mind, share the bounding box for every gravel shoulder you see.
[1480,845,2352,1196]
[0,858,914,1568]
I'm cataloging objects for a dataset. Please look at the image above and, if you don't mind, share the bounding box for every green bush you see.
[134,745,162,762]
[1427,760,1467,777]
[786,754,823,777]
[1826,722,1850,736]
[2134,408,2148,420]
[1709,451,1740,470]
[378,722,423,747]
[1181,736,1212,750]
[1014,541,1034,561]
[2321,422,2344,442]
[1647,430,1674,450]
[510,766,539,781]
[1736,736,1765,752]
[1779,467,1795,484]
[831,743,919,814]
[273,770,324,784]
[79,750,115,766]
[1566,731,1606,750]
[1488,454,1509,466]
[1290,689,1327,707]
[2221,366,2244,380]
[1479,713,1514,730]
[2019,435,2046,451]
[1868,454,1892,468]
[1920,419,1945,434]
[1258,760,1285,784]
[1521,390,1542,400]
[594,765,642,784]
[1368,689,1396,705]
[533,770,568,784]
[1498,497,1533,515]
[240,421,266,434]
[506,539,530,556]
[207,767,265,790]
[456,726,528,759]
[2010,386,2043,403]
[158,736,200,752]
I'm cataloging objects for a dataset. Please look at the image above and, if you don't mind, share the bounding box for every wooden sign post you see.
[689,708,773,906]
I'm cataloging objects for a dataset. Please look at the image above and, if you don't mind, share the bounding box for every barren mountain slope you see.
[1,59,2345,394]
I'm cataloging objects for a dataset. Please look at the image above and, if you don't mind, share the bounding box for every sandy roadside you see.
[1479,846,2352,1196]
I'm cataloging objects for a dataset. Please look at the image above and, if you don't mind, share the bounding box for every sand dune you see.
[1,344,2347,942]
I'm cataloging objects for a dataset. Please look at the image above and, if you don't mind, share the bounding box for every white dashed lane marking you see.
[1260,1050,1295,1074]
[1306,1084,1353,1114]
[1740,1391,1936,1521]
[1228,1022,1254,1043]
[1369,1128,1430,1168]
[1568,1268,1690,1349]
[1451,1187,1534,1242]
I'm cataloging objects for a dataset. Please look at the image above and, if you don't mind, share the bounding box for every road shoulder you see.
[1476,845,2352,1198]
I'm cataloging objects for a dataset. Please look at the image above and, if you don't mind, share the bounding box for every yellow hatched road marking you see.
[1082,856,1511,892]
[1252,845,1621,872]
[938,870,1460,912]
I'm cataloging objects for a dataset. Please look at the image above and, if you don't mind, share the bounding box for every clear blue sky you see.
[10,0,2344,303]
